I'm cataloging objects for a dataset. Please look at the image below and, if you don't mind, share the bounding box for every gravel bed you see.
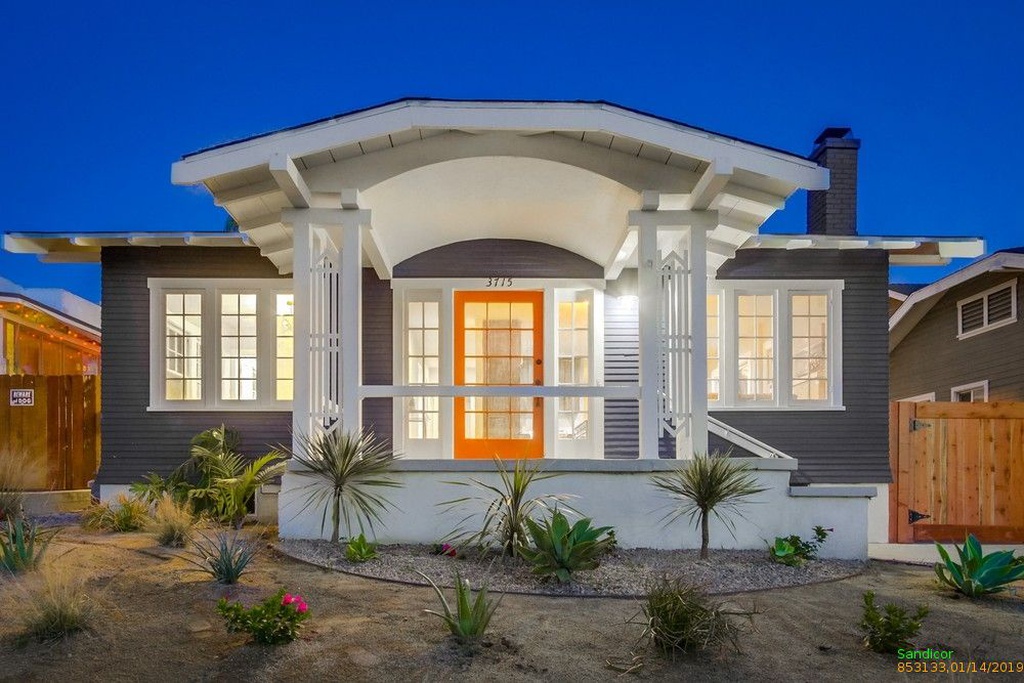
[278,539,864,598]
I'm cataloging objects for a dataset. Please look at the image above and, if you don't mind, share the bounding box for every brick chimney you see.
[807,127,860,235]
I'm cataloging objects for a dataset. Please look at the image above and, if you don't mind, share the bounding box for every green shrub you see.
[151,495,195,547]
[282,429,401,544]
[18,565,93,642]
[417,569,502,642]
[769,526,831,567]
[1,518,56,572]
[650,451,766,560]
[859,591,928,654]
[934,534,1024,597]
[520,510,614,583]
[130,472,185,507]
[186,530,261,584]
[345,533,378,562]
[440,457,574,557]
[637,579,749,656]
[217,589,310,645]
[81,494,150,532]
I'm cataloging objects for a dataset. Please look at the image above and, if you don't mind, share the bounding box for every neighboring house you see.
[890,249,1024,402]
[0,276,100,375]
[3,100,984,556]
[888,283,924,317]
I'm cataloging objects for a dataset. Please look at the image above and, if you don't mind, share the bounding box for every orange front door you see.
[454,290,544,459]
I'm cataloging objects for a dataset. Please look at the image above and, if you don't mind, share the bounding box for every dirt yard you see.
[1,526,1022,682]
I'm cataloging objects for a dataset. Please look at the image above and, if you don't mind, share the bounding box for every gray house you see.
[4,100,984,556]
[891,249,1024,403]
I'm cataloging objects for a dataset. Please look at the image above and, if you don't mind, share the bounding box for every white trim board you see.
[950,380,989,402]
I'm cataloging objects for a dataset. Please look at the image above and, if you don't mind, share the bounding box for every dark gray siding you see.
[714,249,891,484]
[362,268,393,442]
[891,273,1024,402]
[98,247,292,485]
[395,239,603,279]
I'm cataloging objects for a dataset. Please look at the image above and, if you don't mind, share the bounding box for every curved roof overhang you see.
[166,99,828,275]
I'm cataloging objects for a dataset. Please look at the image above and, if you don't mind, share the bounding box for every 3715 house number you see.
[486,277,513,287]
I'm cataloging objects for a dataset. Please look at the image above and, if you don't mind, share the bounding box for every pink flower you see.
[282,593,294,606]
[297,602,308,614]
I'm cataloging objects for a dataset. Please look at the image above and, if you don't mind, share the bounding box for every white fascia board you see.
[3,232,251,256]
[888,252,1024,342]
[171,100,827,191]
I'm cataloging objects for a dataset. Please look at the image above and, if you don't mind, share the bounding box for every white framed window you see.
[957,279,1017,339]
[951,380,988,402]
[556,292,591,440]
[405,298,441,440]
[898,392,936,402]
[148,279,293,411]
[709,279,843,410]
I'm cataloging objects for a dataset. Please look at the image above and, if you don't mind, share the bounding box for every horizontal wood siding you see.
[394,239,603,279]
[98,247,291,484]
[361,268,393,443]
[891,273,1024,402]
[714,249,891,484]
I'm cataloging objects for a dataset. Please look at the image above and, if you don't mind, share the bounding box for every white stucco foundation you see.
[278,458,876,560]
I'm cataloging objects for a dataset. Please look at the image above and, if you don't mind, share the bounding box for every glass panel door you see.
[454,290,544,458]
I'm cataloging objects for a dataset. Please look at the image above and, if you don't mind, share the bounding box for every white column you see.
[684,218,709,458]
[290,221,313,448]
[339,222,362,431]
[637,220,660,459]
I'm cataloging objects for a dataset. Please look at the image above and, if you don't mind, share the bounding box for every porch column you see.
[630,206,715,459]
[283,206,371,441]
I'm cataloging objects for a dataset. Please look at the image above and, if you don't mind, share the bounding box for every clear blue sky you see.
[2,1,1021,303]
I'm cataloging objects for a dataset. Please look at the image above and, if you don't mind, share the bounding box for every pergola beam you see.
[269,153,312,208]
[213,179,280,206]
[688,159,733,210]
[362,226,393,279]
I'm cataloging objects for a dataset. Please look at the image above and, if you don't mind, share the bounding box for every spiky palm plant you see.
[650,452,766,559]
[440,457,575,557]
[282,429,401,544]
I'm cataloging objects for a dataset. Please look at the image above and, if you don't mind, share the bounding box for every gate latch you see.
[908,509,931,525]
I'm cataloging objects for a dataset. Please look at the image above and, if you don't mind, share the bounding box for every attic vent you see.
[957,280,1018,339]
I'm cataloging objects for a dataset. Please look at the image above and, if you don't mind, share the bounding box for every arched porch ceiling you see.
[170,99,829,275]
[360,156,638,267]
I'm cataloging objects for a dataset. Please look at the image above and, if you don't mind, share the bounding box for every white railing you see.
[708,416,794,459]
[658,247,691,440]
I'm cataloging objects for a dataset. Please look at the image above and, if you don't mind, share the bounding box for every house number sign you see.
[9,389,34,407]
[486,277,513,287]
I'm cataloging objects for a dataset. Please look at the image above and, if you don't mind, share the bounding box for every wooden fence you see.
[889,401,1024,543]
[0,375,100,491]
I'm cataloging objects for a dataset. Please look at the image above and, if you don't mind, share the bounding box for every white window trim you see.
[956,278,1017,340]
[709,279,844,411]
[898,392,936,402]
[148,278,293,412]
[950,380,988,402]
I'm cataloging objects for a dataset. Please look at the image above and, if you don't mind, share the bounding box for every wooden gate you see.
[0,376,101,491]
[889,401,1024,543]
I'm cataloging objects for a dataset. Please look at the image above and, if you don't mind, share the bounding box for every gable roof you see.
[0,275,101,334]
[889,248,1024,349]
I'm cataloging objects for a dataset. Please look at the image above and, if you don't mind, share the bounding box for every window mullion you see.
[777,290,790,408]
[205,286,218,409]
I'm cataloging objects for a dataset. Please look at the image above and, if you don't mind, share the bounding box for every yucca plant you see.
[417,570,502,641]
[440,458,575,557]
[151,495,196,547]
[520,510,614,583]
[185,530,261,584]
[650,452,766,560]
[1,518,56,572]
[935,534,1024,597]
[281,429,401,544]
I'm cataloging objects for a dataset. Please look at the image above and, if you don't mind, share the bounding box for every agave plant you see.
[935,534,1024,597]
[520,510,614,583]
[1,518,57,572]
[440,458,575,557]
[416,570,502,641]
[281,429,401,544]
[650,451,766,560]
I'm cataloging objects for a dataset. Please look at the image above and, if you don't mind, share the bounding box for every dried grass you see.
[0,448,44,521]
[150,495,195,547]
[15,564,94,642]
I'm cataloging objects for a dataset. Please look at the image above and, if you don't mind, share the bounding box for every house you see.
[3,100,985,557]
[0,276,100,375]
[891,248,1024,402]
[0,275,100,498]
